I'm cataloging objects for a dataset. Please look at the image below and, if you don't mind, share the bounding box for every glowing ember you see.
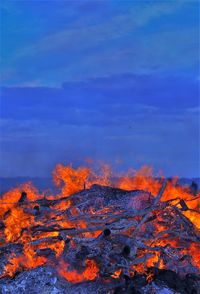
[58,259,99,283]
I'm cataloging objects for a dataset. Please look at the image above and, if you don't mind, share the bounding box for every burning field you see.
[0,164,199,293]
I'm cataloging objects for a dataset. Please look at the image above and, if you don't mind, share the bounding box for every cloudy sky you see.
[0,0,199,177]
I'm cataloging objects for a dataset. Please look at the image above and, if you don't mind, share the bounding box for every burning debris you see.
[0,164,199,293]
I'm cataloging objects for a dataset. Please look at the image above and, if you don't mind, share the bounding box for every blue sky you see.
[0,0,199,177]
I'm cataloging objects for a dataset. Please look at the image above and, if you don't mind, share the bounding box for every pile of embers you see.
[0,182,199,293]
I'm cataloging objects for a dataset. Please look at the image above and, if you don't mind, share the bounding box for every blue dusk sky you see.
[0,0,199,178]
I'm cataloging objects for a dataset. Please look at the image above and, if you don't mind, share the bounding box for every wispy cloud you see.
[2,0,193,86]
[15,1,183,58]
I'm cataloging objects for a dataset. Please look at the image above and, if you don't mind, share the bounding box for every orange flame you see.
[58,258,99,283]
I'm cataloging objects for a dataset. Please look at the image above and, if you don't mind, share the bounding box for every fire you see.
[189,243,200,269]
[4,206,35,242]
[0,182,40,218]
[53,164,90,196]
[52,162,112,197]
[183,210,200,229]
[58,258,99,283]
[0,161,199,283]
[52,163,199,217]
[146,251,165,269]
[5,247,47,278]
[111,268,122,279]
[118,166,162,195]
